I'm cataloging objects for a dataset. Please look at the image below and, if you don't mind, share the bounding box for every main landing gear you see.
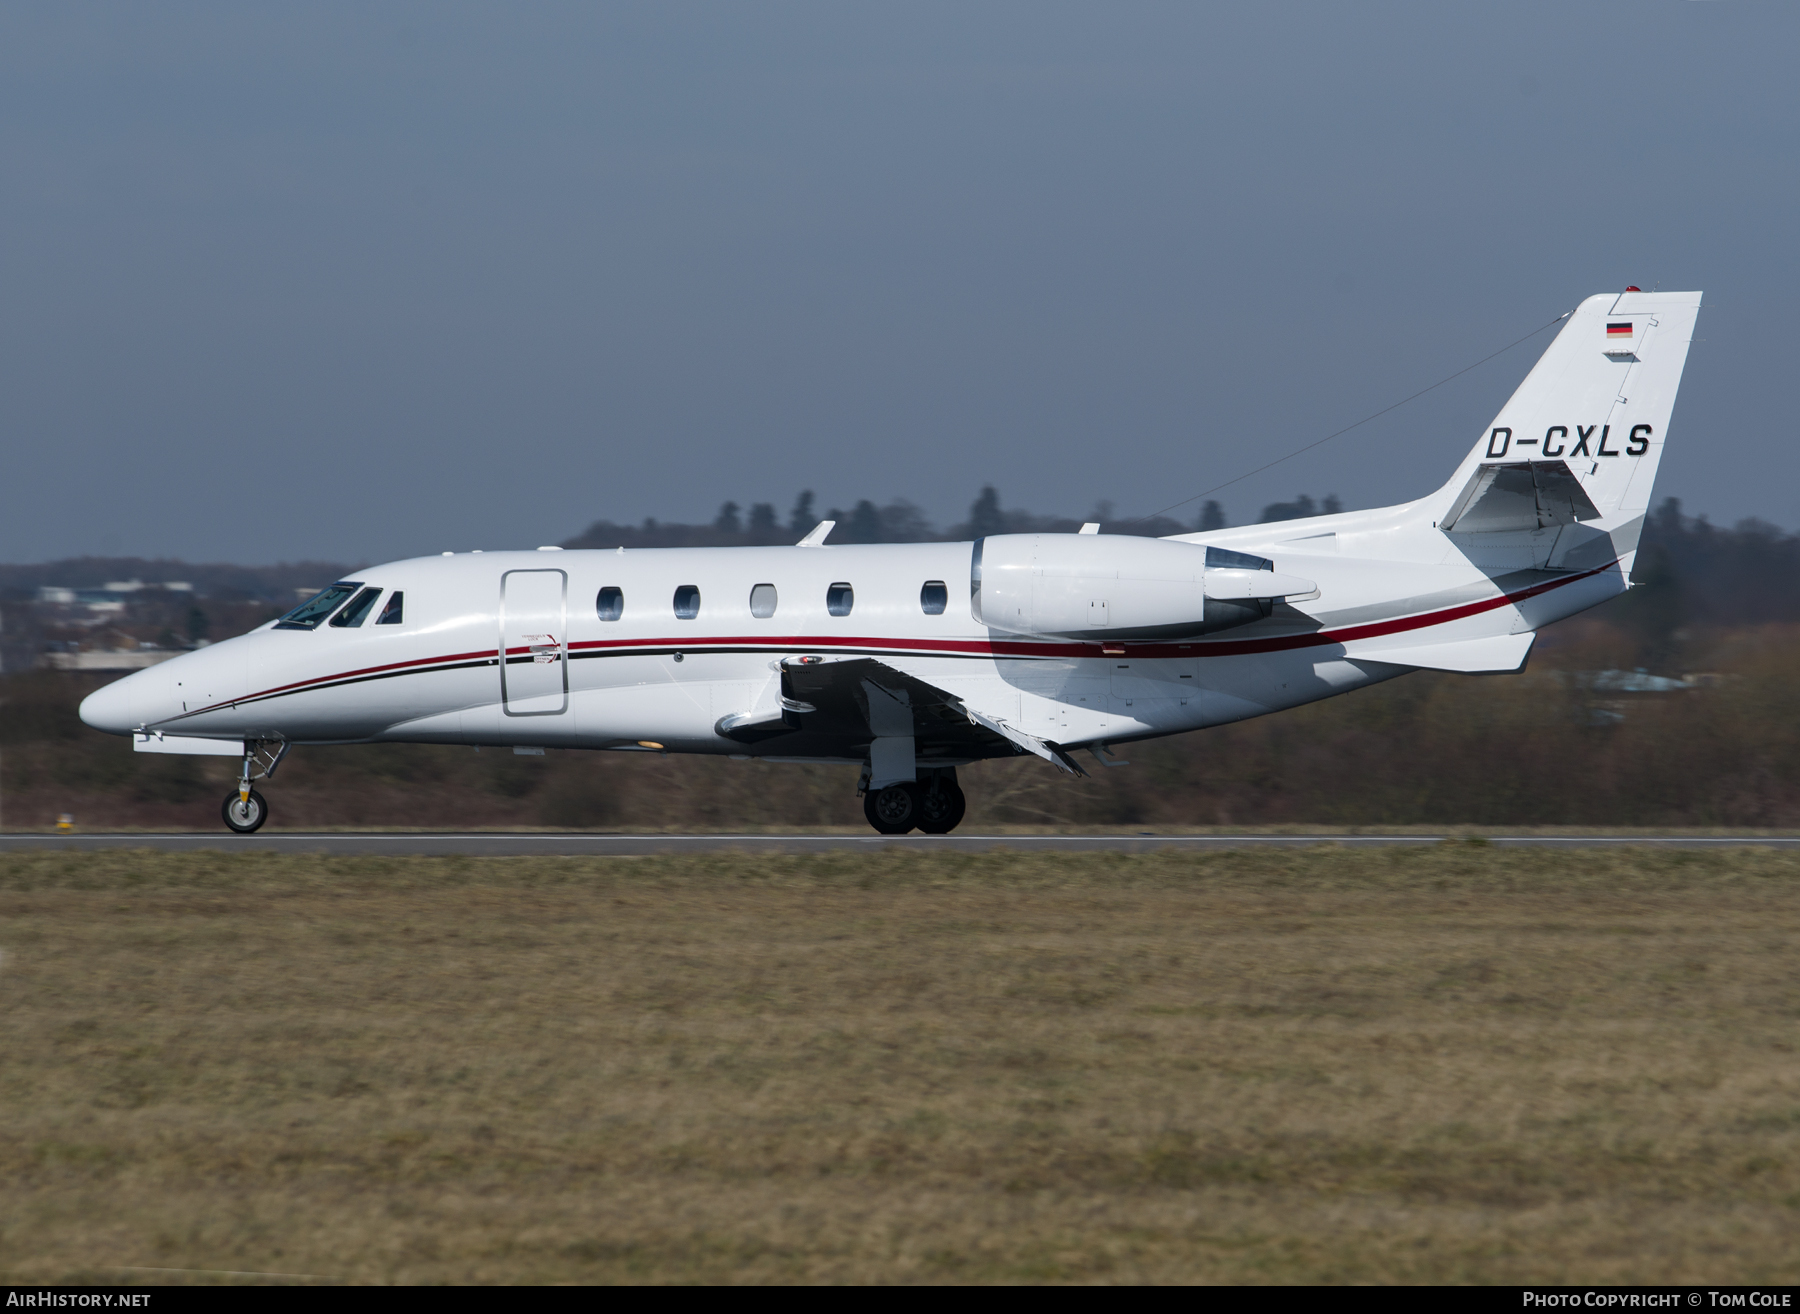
[862,770,966,835]
[220,739,290,834]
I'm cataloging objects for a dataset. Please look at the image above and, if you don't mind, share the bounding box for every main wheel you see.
[916,781,966,835]
[863,782,920,834]
[222,789,268,834]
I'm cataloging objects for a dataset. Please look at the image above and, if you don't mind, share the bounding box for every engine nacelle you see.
[971,534,1314,641]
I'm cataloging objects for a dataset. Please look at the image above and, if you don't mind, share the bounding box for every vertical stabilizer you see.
[1435,290,1702,529]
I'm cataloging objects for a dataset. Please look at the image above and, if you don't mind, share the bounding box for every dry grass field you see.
[2,844,1798,1285]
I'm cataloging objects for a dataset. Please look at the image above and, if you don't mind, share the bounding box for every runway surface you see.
[4,832,1800,855]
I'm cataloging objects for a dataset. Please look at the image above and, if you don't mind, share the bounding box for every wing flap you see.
[961,706,1089,776]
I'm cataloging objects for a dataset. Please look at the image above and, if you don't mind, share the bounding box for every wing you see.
[716,655,1087,776]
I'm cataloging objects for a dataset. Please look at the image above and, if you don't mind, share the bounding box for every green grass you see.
[3,844,1799,1283]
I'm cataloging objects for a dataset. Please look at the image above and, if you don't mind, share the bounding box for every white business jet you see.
[81,290,1701,835]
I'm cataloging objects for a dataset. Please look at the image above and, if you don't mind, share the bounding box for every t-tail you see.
[1429,289,1702,577]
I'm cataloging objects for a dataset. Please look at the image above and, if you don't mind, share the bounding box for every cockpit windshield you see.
[277,582,363,630]
[329,587,383,628]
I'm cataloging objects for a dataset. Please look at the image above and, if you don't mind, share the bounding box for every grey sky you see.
[2,2,1793,563]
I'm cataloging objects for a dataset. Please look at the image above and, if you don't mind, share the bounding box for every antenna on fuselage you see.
[796,520,836,547]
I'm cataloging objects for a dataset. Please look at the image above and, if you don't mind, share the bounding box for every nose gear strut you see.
[221,738,290,834]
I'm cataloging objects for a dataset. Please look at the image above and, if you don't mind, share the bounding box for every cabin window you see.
[920,580,947,615]
[749,583,778,618]
[673,585,701,620]
[276,582,361,631]
[329,587,383,628]
[376,592,404,625]
[597,587,623,621]
[826,582,854,617]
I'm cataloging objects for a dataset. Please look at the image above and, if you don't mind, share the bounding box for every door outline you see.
[500,568,569,717]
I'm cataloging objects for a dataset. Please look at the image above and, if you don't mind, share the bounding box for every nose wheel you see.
[222,789,269,834]
[218,738,289,834]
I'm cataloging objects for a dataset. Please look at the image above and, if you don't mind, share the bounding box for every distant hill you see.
[561,489,1800,662]
[1621,498,1800,632]
[0,558,355,603]
[7,491,1800,829]
[560,485,1192,549]
[1,493,1791,666]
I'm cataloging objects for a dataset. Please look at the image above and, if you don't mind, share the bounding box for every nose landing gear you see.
[220,738,289,835]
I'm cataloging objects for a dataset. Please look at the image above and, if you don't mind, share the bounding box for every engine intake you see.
[971,535,1314,642]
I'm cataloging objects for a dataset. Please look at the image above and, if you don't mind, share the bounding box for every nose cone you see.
[80,676,139,736]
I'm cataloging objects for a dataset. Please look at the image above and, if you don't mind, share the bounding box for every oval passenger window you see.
[749,583,777,618]
[826,583,853,617]
[920,580,947,615]
[597,587,623,621]
[673,585,701,620]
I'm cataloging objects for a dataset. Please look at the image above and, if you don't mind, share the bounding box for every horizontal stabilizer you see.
[134,733,245,756]
[1442,461,1600,533]
[1347,632,1535,673]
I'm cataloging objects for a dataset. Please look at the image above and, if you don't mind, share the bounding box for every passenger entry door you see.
[501,569,568,716]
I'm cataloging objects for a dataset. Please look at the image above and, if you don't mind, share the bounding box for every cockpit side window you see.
[277,582,362,630]
[376,591,405,625]
[330,587,383,628]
